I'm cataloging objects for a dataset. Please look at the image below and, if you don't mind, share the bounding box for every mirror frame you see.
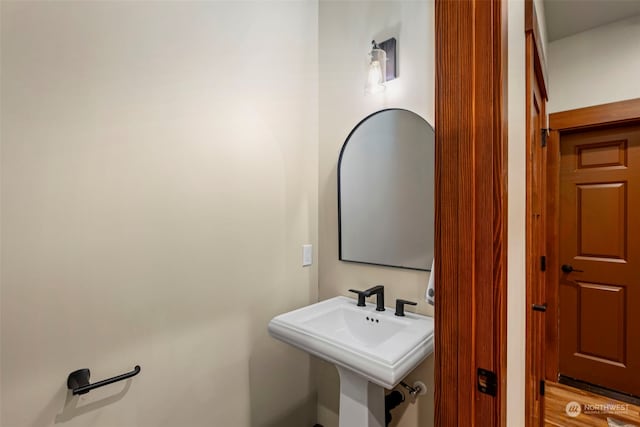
[337,108,434,271]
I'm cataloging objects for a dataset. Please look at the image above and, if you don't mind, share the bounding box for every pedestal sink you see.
[268,296,434,427]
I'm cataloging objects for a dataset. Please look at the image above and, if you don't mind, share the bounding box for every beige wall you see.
[0,2,318,426]
[507,0,527,426]
[317,1,435,426]
[547,14,640,113]
[0,1,564,426]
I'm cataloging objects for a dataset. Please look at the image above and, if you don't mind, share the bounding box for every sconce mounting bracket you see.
[378,38,397,81]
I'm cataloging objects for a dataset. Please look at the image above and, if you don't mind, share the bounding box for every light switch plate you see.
[303,244,313,267]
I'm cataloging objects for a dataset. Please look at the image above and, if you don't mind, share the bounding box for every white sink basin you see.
[268,295,434,389]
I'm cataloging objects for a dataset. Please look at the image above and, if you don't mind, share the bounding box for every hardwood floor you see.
[545,382,640,426]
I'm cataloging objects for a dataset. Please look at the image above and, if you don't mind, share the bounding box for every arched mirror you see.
[338,108,434,271]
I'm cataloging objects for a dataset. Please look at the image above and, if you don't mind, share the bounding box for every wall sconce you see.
[365,38,397,95]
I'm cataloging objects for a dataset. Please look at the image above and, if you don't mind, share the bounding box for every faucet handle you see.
[395,299,417,317]
[348,289,367,307]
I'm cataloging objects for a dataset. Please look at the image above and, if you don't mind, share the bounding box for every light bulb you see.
[365,46,387,95]
[366,61,385,94]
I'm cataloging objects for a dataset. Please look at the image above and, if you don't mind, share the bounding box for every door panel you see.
[559,125,640,396]
[577,182,626,259]
[577,282,625,364]
[576,140,627,169]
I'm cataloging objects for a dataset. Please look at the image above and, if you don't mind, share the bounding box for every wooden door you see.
[559,124,640,396]
[526,46,547,426]
[525,6,548,422]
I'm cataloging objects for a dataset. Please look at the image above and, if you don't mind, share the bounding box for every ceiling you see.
[544,0,640,42]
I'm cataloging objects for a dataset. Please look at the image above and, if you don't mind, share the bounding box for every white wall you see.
[0,2,318,426]
[548,14,640,113]
[317,1,434,426]
[533,0,548,59]
[507,0,527,426]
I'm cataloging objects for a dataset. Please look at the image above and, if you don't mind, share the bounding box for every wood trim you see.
[545,98,640,383]
[524,30,540,427]
[545,130,560,382]
[549,98,640,130]
[434,0,507,426]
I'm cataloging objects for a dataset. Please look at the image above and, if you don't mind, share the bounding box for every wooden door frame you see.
[524,1,549,425]
[434,0,507,425]
[544,98,640,381]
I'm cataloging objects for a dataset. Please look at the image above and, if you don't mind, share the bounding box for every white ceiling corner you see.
[543,0,640,42]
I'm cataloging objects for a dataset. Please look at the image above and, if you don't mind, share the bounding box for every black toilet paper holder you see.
[67,365,141,395]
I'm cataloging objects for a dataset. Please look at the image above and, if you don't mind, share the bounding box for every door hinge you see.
[540,380,545,396]
[541,128,549,147]
[477,368,498,397]
[532,303,548,312]
[540,255,546,272]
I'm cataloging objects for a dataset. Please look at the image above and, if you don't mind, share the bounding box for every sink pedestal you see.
[337,367,385,427]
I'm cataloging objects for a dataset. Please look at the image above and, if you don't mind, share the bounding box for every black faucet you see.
[395,299,417,317]
[363,285,385,311]
[348,289,367,307]
[348,285,385,311]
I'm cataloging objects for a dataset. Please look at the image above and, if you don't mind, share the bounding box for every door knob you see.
[561,264,584,273]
